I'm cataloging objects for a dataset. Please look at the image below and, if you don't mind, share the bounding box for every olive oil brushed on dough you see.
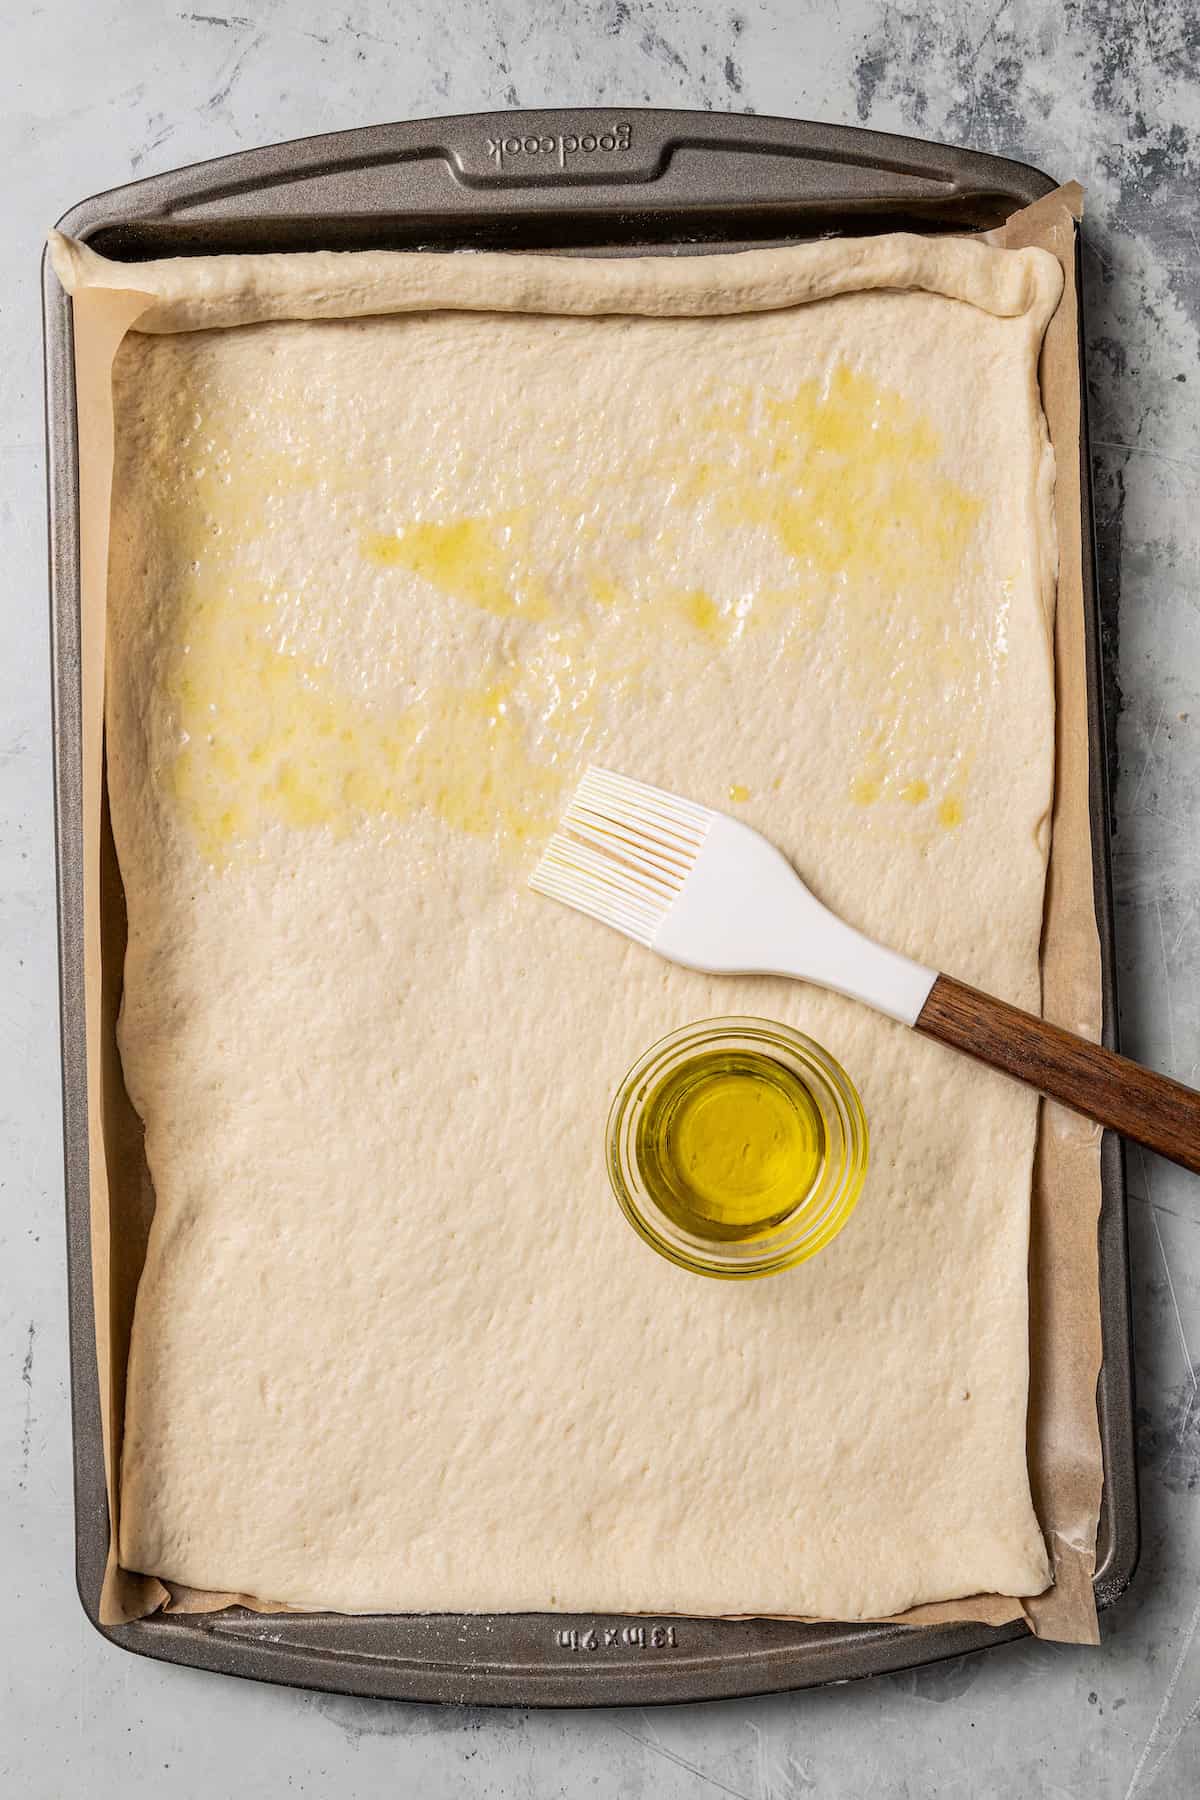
[135,348,1002,863]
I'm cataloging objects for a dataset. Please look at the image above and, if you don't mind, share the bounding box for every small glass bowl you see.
[606,1017,869,1280]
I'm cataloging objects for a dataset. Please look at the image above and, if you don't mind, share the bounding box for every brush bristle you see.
[529,766,712,945]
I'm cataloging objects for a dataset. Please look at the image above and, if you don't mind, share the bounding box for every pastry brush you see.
[531,765,1200,1175]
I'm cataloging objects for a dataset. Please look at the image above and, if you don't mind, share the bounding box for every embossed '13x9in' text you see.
[554,1623,679,1653]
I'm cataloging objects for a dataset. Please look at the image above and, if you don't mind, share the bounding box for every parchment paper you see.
[59,182,1103,1644]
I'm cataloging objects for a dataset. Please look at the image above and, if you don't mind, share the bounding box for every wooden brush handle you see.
[915,973,1200,1175]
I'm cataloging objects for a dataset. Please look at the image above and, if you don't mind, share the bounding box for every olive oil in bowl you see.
[608,1018,868,1279]
[636,1050,826,1242]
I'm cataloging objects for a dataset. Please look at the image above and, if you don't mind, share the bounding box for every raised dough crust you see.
[51,228,1060,331]
[86,232,1061,1617]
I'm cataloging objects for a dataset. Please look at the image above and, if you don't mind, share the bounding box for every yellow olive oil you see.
[634,1050,827,1242]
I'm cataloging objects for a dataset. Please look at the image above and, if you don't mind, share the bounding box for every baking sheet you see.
[57,182,1103,1647]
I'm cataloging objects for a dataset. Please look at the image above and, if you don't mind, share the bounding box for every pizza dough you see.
[59,232,1062,1618]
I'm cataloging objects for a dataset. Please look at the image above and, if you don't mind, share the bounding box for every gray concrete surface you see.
[3,2,1199,1794]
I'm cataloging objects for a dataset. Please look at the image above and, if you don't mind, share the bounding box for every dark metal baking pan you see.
[44,107,1137,1706]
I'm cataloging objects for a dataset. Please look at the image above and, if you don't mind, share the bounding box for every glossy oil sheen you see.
[151,352,987,866]
[635,1050,827,1241]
